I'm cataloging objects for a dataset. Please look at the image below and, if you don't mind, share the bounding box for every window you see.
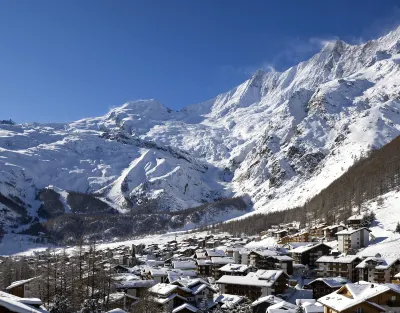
[25,285,29,290]
[392,296,396,301]
[355,308,363,313]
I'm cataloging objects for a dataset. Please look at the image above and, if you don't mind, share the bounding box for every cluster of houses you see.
[2,213,400,313]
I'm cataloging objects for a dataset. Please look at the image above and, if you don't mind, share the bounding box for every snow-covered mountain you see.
[3,26,400,232]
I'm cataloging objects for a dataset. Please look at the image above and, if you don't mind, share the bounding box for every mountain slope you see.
[4,27,400,234]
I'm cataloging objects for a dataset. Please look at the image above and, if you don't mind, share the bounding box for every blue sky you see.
[1,0,400,123]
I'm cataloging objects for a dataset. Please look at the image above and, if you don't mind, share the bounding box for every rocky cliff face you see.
[3,27,400,233]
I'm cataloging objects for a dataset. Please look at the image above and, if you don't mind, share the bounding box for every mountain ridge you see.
[3,26,400,236]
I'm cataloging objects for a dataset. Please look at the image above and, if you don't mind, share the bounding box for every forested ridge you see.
[216,136,400,236]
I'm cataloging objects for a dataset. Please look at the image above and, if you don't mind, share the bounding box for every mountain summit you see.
[3,27,400,234]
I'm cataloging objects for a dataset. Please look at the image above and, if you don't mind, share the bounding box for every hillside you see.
[3,27,400,238]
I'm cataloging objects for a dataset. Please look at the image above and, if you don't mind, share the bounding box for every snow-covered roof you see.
[0,292,48,313]
[306,277,349,288]
[318,282,400,312]
[252,295,284,306]
[6,277,37,290]
[148,283,178,295]
[217,270,285,287]
[211,257,235,265]
[291,243,331,254]
[106,309,127,313]
[355,257,399,269]
[172,303,198,313]
[336,227,371,235]
[250,249,280,257]
[205,249,226,257]
[347,215,364,221]
[214,294,243,309]
[267,300,297,313]
[218,263,251,273]
[172,260,196,269]
[115,279,156,289]
[316,255,361,264]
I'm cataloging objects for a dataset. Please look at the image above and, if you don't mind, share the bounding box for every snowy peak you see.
[4,27,400,235]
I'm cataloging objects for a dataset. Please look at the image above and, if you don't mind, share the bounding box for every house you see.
[196,259,212,277]
[218,263,255,277]
[356,256,400,283]
[347,214,364,229]
[0,291,49,313]
[309,223,327,238]
[336,227,371,253]
[210,257,235,279]
[172,260,197,271]
[248,251,293,274]
[318,282,400,313]
[290,231,310,243]
[323,225,346,241]
[216,270,289,301]
[274,230,288,240]
[315,255,362,282]
[251,295,285,313]
[282,242,312,251]
[5,277,38,298]
[291,243,332,267]
[171,278,217,307]
[305,277,349,299]
[148,283,191,312]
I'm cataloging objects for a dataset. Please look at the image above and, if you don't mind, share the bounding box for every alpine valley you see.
[3,27,400,241]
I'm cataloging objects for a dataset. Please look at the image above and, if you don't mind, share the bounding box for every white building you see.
[336,227,370,253]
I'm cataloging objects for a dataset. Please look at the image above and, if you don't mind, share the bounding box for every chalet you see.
[336,227,371,253]
[305,277,349,299]
[290,231,310,243]
[290,243,332,267]
[171,278,217,306]
[196,259,212,277]
[318,282,400,313]
[148,283,191,312]
[218,263,255,277]
[210,257,235,279]
[248,251,293,274]
[315,255,362,282]
[274,229,288,239]
[5,277,38,298]
[347,214,363,229]
[309,223,327,238]
[356,256,400,283]
[216,270,289,301]
[282,242,312,251]
[323,225,346,241]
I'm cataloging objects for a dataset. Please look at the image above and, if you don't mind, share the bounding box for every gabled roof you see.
[252,295,284,306]
[306,277,349,288]
[316,255,361,264]
[0,291,48,313]
[218,263,251,273]
[355,257,399,269]
[291,243,331,254]
[318,282,400,312]
[217,270,286,287]
[172,303,198,313]
[6,277,38,290]
[336,227,371,235]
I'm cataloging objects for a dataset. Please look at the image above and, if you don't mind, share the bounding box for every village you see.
[1,214,400,313]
